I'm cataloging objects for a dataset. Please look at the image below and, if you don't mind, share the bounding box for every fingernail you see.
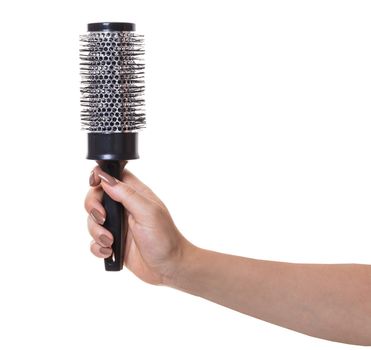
[90,208,105,225]
[99,235,113,247]
[99,247,112,256]
[89,171,95,186]
[97,170,118,186]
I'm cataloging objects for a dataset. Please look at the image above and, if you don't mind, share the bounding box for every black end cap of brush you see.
[88,22,135,32]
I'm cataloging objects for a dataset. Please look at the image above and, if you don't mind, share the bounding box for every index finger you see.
[123,169,165,208]
[91,165,165,208]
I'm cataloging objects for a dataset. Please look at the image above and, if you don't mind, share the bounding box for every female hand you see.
[84,165,194,285]
[84,167,371,346]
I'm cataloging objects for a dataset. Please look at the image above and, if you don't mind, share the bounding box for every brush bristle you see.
[80,32,145,133]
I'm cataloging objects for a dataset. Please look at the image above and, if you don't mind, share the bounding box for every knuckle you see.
[150,203,165,217]
[84,196,90,212]
[84,189,93,212]
[121,183,136,198]
[95,225,105,238]
[90,242,96,254]
[87,215,95,231]
[90,242,101,258]
[87,216,104,237]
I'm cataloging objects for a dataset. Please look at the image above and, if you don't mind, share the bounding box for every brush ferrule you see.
[86,132,139,160]
[87,132,139,160]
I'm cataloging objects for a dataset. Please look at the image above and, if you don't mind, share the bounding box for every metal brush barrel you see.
[80,22,145,271]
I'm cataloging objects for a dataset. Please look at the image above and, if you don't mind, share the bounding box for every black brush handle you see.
[100,160,127,271]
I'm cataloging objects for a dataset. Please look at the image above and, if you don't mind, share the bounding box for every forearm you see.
[166,245,371,345]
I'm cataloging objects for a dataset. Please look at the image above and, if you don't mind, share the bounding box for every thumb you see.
[95,167,154,219]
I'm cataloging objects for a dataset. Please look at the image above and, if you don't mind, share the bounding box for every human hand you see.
[84,166,194,285]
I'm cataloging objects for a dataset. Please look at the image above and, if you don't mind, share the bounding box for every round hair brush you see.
[80,22,145,271]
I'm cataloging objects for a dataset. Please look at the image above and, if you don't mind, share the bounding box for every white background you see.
[0,0,370,348]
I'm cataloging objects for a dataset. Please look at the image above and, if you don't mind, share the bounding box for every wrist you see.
[162,239,203,290]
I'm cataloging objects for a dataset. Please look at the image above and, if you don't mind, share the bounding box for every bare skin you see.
[85,166,371,345]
